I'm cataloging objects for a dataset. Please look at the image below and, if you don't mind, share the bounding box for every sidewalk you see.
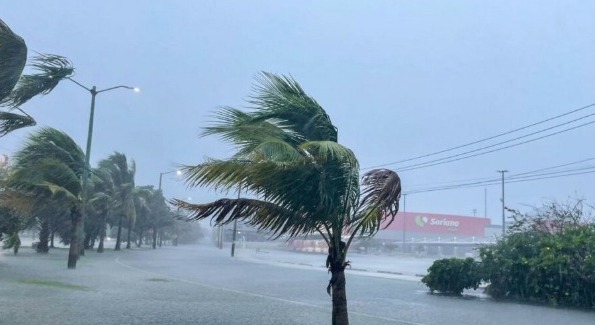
[234,246,435,281]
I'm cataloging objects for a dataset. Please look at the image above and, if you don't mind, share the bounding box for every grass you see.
[16,278,89,291]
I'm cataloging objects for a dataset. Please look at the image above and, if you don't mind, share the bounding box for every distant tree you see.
[149,189,173,249]
[88,166,116,253]
[0,208,23,255]
[173,73,401,325]
[98,153,136,251]
[0,18,74,136]
[0,127,85,268]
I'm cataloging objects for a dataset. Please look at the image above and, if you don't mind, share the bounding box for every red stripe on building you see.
[383,212,490,236]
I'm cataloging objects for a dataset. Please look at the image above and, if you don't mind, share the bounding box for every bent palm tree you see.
[98,152,136,251]
[172,73,401,325]
[88,167,116,253]
[0,18,73,136]
[0,127,85,268]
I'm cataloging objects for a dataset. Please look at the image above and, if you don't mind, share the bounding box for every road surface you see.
[0,244,592,325]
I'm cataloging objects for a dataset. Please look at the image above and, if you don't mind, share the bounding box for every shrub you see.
[480,201,595,309]
[421,257,482,295]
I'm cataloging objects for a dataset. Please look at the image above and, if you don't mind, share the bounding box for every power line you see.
[397,120,594,172]
[509,157,595,177]
[404,167,595,195]
[363,103,595,170]
[404,157,595,190]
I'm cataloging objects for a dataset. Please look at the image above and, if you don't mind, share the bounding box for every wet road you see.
[1,244,593,325]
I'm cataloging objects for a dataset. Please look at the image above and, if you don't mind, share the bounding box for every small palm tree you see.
[0,127,85,268]
[173,73,401,325]
[98,152,136,251]
[0,19,74,136]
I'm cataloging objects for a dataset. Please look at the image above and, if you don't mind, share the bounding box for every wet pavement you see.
[1,243,593,325]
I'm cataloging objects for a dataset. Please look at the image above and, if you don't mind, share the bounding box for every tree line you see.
[0,128,197,262]
[0,18,197,268]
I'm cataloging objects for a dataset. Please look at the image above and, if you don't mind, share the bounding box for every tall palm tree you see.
[98,152,136,251]
[0,19,74,136]
[87,167,115,252]
[0,127,85,268]
[172,73,401,325]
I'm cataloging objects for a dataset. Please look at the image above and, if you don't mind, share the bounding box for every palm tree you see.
[88,167,115,253]
[130,186,152,247]
[172,73,401,325]
[98,153,136,251]
[0,127,85,268]
[0,19,74,136]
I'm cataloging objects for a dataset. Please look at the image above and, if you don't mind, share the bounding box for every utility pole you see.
[402,194,407,253]
[484,187,487,218]
[497,170,508,236]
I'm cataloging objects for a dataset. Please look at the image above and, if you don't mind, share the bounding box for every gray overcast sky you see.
[2,1,594,225]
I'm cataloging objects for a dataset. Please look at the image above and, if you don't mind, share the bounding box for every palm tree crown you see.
[174,72,400,245]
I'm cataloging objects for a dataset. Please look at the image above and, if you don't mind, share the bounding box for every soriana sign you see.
[383,212,490,236]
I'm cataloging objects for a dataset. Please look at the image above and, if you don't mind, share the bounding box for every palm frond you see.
[14,127,85,174]
[0,190,37,216]
[350,169,401,236]
[0,110,35,136]
[172,197,324,238]
[249,72,338,142]
[1,53,74,108]
[299,141,358,166]
[0,19,27,102]
[203,107,302,157]
[5,159,81,201]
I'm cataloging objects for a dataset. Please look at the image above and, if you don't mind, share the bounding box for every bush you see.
[480,201,595,309]
[421,257,482,295]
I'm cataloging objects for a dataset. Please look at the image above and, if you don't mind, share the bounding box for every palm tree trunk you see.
[37,217,50,253]
[126,217,132,249]
[49,215,55,248]
[67,208,81,269]
[152,226,157,249]
[136,229,143,247]
[115,214,123,250]
[84,231,92,250]
[331,270,349,325]
[97,211,107,253]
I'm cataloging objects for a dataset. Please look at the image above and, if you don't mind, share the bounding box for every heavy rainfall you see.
[0,2,594,325]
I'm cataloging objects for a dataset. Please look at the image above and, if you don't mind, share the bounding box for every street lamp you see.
[231,183,241,257]
[158,170,182,191]
[69,78,139,256]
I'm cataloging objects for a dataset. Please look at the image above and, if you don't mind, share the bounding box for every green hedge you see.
[421,257,482,295]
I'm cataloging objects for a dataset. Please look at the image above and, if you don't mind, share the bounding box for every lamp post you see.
[231,183,241,257]
[69,78,139,257]
[154,170,181,249]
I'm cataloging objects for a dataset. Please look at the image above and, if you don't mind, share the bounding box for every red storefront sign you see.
[383,212,491,236]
